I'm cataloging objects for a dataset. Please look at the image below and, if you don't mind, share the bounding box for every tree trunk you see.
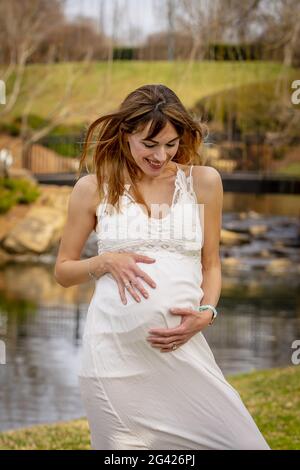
[283,21,300,67]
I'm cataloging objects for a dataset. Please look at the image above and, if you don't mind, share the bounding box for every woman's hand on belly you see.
[146,307,213,352]
[104,251,157,304]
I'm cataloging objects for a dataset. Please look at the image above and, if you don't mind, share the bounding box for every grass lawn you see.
[2,60,298,125]
[275,163,300,177]
[0,364,299,450]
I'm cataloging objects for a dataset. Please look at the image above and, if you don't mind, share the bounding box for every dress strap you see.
[98,182,110,217]
[170,163,193,205]
[189,165,194,180]
[187,165,197,202]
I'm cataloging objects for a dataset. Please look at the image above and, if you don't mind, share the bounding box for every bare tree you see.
[257,0,300,66]
[166,0,176,61]
[0,0,65,116]
[0,0,107,169]
[217,0,262,44]
[46,17,108,62]
[169,0,225,91]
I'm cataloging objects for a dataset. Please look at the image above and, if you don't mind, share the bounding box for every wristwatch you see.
[197,304,218,326]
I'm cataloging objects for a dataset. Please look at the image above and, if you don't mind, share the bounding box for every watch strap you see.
[197,304,218,325]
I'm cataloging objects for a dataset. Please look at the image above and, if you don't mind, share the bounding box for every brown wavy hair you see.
[77,83,207,217]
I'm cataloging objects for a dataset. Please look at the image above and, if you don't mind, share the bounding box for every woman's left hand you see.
[146,307,213,352]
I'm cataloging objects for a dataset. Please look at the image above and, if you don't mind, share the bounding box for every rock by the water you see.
[248,224,268,236]
[3,206,66,254]
[221,229,250,245]
[239,210,261,220]
[222,256,241,268]
[266,258,292,274]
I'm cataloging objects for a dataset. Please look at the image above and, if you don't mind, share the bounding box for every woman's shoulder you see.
[75,173,97,186]
[72,174,100,211]
[178,163,221,183]
[73,173,99,196]
[192,164,221,181]
[188,165,223,203]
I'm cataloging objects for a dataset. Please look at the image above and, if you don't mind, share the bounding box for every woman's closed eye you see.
[144,143,176,148]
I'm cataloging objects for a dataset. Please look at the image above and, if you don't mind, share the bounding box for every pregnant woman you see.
[54,84,271,450]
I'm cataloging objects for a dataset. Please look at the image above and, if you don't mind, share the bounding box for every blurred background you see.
[0,0,299,438]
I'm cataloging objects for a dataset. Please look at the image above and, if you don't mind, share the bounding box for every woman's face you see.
[125,120,180,179]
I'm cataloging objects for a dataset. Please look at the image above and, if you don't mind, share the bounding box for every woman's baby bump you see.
[92,255,203,330]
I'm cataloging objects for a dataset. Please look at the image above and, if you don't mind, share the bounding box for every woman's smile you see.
[143,157,164,170]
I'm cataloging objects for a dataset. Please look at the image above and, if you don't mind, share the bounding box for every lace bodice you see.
[95,163,203,259]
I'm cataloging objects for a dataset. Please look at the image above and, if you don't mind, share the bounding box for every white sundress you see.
[78,163,271,450]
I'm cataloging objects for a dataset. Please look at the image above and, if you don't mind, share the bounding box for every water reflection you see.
[204,272,300,375]
[0,262,299,432]
[224,192,300,217]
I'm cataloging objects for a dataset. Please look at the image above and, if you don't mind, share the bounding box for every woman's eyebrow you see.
[141,136,179,143]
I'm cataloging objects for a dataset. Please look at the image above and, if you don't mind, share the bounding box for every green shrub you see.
[0,178,40,214]
[0,114,85,157]
[50,123,85,136]
[0,114,85,139]
[14,114,46,130]
[17,114,84,136]
[0,188,17,213]
[40,138,82,157]
[0,122,20,136]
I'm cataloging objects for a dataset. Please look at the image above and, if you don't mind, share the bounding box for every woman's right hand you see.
[104,251,157,304]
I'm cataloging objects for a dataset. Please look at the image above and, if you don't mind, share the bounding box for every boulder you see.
[36,185,71,212]
[0,247,12,266]
[1,184,72,258]
[221,228,250,245]
[3,206,66,254]
[248,224,268,236]
[0,204,31,242]
[222,256,241,268]
[265,258,292,274]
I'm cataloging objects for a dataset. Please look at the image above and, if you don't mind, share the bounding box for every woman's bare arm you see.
[54,175,108,287]
[194,166,223,309]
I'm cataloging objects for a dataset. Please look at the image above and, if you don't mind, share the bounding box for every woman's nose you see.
[153,147,167,162]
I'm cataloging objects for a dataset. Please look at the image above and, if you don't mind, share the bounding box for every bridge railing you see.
[23,134,84,174]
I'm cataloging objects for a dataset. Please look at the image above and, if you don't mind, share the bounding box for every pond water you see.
[224,192,300,217]
[0,260,299,433]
